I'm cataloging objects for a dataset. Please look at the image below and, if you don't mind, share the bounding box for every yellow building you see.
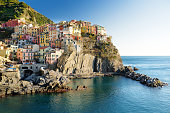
[73,26,81,36]
[28,27,38,37]
[43,25,49,33]
[40,32,49,47]
[55,39,61,48]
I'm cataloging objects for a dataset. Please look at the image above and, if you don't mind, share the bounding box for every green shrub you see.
[0,1,53,26]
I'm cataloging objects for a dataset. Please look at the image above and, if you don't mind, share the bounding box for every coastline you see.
[68,66,168,87]
[0,65,168,98]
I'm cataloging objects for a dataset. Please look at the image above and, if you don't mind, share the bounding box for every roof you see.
[40,46,48,49]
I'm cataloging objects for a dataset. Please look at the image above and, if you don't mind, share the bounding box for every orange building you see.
[72,36,82,42]
[81,26,96,35]
[55,39,61,48]
[17,48,23,62]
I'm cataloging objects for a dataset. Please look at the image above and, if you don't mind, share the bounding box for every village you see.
[0,18,111,73]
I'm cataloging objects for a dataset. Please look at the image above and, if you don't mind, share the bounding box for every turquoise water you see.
[0,56,170,113]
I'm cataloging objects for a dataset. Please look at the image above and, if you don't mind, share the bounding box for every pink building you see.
[2,19,25,28]
[50,41,56,48]
[22,34,34,42]
[49,24,57,31]
[17,46,39,64]
[33,36,39,44]
[22,49,35,64]
[17,48,23,63]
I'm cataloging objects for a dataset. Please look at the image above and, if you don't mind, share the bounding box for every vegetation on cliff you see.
[56,36,123,74]
[0,0,53,26]
[82,36,120,62]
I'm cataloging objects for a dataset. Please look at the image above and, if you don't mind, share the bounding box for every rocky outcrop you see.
[56,41,124,75]
[62,51,95,74]
[121,66,168,87]
[0,56,12,66]
[0,69,71,98]
[76,85,87,90]
[56,51,124,74]
[134,67,139,71]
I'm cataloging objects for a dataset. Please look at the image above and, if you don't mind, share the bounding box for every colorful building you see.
[81,26,96,35]
[33,36,39,44]
[17,48,38,64]
[45,49,64,64]
[80,21,91,27]
[2,18,25,28]
[17,48,23,62]
[49,30,59,41]
[17,39,31,48]
[55,39,61,48]
[23,44,39,52]
[39,46,51,63]
[28,27,38,37]
[39,32,49,47]
[95,25,107,36]
[73,26,81,36]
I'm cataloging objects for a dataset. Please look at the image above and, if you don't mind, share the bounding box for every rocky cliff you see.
[56,38,124,74]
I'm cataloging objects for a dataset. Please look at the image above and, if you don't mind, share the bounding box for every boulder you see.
[124,66,134,73]
[134,67,139,71]
[76,85,87,90]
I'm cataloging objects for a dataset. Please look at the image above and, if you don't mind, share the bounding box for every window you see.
[22,67,28,69]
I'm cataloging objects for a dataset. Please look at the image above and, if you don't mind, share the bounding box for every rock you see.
[76,85,87,90]
[122,67,168,87]
[37,77,46,86]
[124,66,134,73]
[56,48,124,75]
[0,68,71,98]
[24,74,37,82]
[134,67,139,71]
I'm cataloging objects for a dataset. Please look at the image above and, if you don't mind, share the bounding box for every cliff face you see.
[56,40,124,74]
[60,51,95,74]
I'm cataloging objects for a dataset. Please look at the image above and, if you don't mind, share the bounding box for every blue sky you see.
[20,0,170,56]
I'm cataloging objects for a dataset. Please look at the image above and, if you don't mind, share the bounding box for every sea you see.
[0,56,170,113]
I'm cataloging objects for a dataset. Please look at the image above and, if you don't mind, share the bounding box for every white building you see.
[45,48,64,64]
[14,24,33,35]
[24,44,39,52]
[10,45,18,52]
[75,42,82,52]
[17,40,31,48]
[73,26,81,36]
[11,32,18,39]
[49,30,59,41]
[95,25,107,36]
